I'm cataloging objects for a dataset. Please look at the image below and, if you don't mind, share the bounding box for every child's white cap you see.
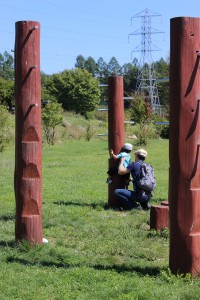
[123,143,133,151]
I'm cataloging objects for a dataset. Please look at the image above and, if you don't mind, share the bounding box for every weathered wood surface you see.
[169,17,200,275]
[108,76,125,207]
[150,205,169,230]
[15,21,43,244]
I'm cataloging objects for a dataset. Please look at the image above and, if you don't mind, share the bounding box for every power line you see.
[0,4,128,27]
[0,3,167,74]
[35,0,128,20]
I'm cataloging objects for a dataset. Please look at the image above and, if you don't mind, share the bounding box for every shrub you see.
[42,101,63,145]
[85,122,96,141]
[129,93,153,124]
[94,108,108,122]
[63,123,85,140]
[45,69,101,117]
[0,105,14,152]
[158,125,169,139]
[132,122,157,146]
[153,116,169,139]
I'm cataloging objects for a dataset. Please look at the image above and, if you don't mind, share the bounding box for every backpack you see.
[135,162,156,192]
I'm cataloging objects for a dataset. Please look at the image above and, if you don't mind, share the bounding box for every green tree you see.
[0,105,13,152]
[130,93,152,124]
[75,55,85,69]
[0,51,14,80]
[75,55,98,77]
[155,57,169,78]
[42,101,63,145]
[46,68,101,117]
[130,93,154,145]
[97,57,108,83]
[0,77,14,109]
[122,60,139,94]
[154,58,169,109]
[84,56,98,77]
[107,57,121,76]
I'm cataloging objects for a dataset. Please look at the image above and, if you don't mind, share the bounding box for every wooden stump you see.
[161,200,169,206]
[150,205,169,230]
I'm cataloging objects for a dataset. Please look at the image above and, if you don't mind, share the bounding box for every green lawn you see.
[0,138,200,300]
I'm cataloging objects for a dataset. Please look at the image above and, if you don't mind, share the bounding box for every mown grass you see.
[0,138,200,300]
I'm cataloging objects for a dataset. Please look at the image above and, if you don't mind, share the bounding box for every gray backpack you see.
[136,162,156,192]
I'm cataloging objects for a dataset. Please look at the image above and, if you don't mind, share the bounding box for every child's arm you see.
[110,149,118,160]
[118,157,130,175]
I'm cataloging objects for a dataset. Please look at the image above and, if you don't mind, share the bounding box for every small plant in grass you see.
[42,101,63,145]
[161,268,193,284]
[62,123,85,140]
[132,122,157,146]
[95,109,108,122]
[85,122,96,141]
[147,228,169,239]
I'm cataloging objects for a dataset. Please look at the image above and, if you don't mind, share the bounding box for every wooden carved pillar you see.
[108,76,125,207]
[169,17,200,275]
[14,21,43,244]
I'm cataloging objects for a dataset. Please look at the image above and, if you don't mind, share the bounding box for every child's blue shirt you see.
[116,152,131,168]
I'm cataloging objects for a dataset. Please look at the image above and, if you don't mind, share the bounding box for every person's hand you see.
[110,149,114,156]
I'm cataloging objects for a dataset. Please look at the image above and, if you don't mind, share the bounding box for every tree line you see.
[0,51,169,116]
[0,51,170,150]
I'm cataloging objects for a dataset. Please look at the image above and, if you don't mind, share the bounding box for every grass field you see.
[0,137,200,300]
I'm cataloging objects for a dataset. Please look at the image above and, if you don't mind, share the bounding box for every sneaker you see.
[141,202,151,211]
[131,202,142,210]
[106,178,112,184]
[42,237,49,244]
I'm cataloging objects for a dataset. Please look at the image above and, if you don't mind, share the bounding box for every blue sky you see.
[1,0,200,74]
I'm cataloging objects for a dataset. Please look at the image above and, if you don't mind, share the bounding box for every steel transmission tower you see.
[129,9,164,113]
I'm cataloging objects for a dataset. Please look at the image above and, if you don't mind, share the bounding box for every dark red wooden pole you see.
[169,17,200,275]
[14,21,43,244]
[108,76,125,207]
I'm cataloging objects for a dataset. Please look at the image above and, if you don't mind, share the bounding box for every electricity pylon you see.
[129,8,164,113]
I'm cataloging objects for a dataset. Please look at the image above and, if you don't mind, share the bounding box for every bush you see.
[46,69,101,117]
[0,105,14,152]
[153,116,169,139]
[62,122,85,140]
[94,108,108,122]
[132,122,157,146]
[156,125,169,139]
[85,122,96,141]
[42,101,63,145]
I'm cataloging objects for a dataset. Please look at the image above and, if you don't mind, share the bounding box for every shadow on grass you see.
[53,200,110,210]
[0,240,17,248]
[6,256,161,276]
[0,214,15,221]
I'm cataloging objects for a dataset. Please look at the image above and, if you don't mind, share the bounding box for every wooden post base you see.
[150,205,169,230]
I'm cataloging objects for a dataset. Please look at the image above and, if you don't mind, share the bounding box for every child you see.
[106,143,133,185]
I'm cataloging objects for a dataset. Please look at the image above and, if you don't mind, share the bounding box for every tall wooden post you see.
[169,17,200,275]
[14,21,43,244]
[108,76,125,207]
